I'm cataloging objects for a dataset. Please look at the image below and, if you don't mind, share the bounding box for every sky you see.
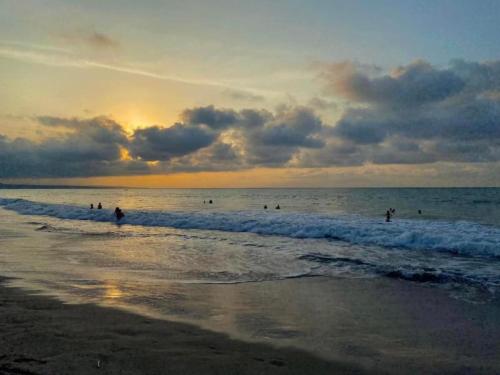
[1,0,500,187]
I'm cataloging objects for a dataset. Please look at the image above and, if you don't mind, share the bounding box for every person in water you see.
[418,209,422,215]
[264,205,268,209]
[275,204,280,210]
[209,200,213,204]
[90,203,94,209]
[97,202,102,209]
[114,207,125,221]
[385,210,391,222]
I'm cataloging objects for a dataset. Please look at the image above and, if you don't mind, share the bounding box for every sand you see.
[2,275,500,375]
[0,276,369,375]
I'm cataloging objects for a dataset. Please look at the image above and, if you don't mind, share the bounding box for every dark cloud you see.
[181,105,239,130]
[37,116,128,144]
[0,117,146,178]
[3,58,500,180]
[238,107,325,166]
[180,106,324,166]
[323,60,465,107]
[294,141,365,167]
[229,108,315,166]
[254,107,323,148]
[238,109,273,128]
[178,105,326,167]
[129,123,217,161]
[309,59,500,167]
[165,142,243,173]
[333,111,388,145]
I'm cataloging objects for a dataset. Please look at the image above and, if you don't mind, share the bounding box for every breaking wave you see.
[1,198,500,258]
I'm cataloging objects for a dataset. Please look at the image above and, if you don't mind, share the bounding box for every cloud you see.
[129,123,217,161]
[37,116,128,144]
[0,105,327,177]
[2,57,500,180]
[0,41,279,96]
[323,60,465,107]
[308,59,500,167]
[254,107,323,148]
[165,141,243,173]
[181,105,239,130]
[0,116,145,178]
[179,105,326,167]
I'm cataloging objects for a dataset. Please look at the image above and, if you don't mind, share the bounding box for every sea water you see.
[0,187,499,298]
[1,187,500,367]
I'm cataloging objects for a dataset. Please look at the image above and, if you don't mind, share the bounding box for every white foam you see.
[1,198,500,258]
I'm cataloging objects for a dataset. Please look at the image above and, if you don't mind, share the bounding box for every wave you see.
[1,198,500,258]
[299,253,499,291]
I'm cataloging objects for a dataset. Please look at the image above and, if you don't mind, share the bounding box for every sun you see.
[109,105,159,132]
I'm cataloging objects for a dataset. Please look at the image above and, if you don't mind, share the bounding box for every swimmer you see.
[114,207,125,221]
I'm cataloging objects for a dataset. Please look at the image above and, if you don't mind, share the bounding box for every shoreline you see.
[0,276,366,375]
[1,205,499,374]
[2,276,500,375]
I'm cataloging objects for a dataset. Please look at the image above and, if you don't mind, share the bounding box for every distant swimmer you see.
[97,202,102,209]
[203,200,206,204]
[418,209,422,215]
[275,204,280,210]
[114,207,125,221]
[90,203,94,209]
[209,200,213,204]
[264,205,268,209]
[385,210,391,222]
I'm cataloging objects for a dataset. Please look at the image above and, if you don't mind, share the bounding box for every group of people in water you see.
[204,200,281,210]
[89,202,125,221]
[385,207,423,222]
[264,204,280,209]
[90,200,422,224]
[89,202,103,210]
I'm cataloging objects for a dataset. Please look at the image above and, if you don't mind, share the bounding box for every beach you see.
[4,0,500,372]
[1,188,500,374]
[1,275,499,374]
[0,276,365,375]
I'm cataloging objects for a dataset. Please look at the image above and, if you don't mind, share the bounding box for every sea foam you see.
[1,198,499,258]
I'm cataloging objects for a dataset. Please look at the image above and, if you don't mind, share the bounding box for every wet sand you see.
[2,275,500,375]
[0,276,367,375]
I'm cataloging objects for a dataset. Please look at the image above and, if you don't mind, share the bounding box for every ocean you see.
[1,187,500,366]
[0,188,499,289]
